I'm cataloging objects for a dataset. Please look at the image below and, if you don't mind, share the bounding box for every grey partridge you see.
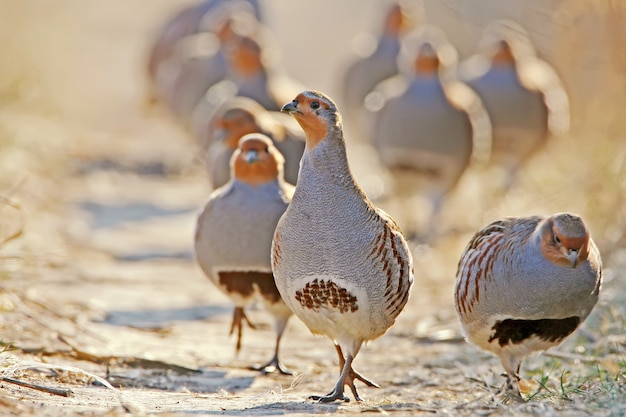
[458,19,570,189]
[273,90,414,402]
[194,133,295,374]
[455,213,602,396]
[367,25,491,239]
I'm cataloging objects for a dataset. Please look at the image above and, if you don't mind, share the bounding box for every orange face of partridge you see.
[232,135,282,186]
[384,4,407,37]
[540,215,590,269]
[413,44,440,75]
[216,108,260,150]
[229,36,263,76]
[492,40,515,66]
[280,92,333,150]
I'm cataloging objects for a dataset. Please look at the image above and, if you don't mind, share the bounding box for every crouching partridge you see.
[194,133,295,374]
[454,213,602,396]
[273,91,414,402]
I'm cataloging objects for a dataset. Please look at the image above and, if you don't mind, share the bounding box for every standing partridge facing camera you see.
[194,133,294,374]
[273,90,414,402]
[455,213,602,396]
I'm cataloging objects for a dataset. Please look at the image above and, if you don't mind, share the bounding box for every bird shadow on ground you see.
[97,305,231,329]
[105,366,256,394]
[114,250,195,262]
[72,159,173,177]
[79,201,195,230]
[174,401,342,416]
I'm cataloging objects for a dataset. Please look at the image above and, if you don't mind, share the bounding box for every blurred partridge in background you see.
[153,2,260,119]
[455,213,602,397]
[273,91,414,402]
[194,134,295,374]
[367,26,491,241]
[190,23,304,136]
[458,19,570,190]
[340,2,410,141]
[201,97,304,189]
[146,0,262,110]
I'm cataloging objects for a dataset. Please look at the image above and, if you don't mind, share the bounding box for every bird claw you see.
[309,392,350,403]
[229,307,257,353]
[349,368,380,389]
[494,375,524,401]
[250,357,294,375]
[344,372,375,402]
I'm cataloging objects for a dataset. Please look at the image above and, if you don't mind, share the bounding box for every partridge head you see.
[202,97,304,188]
[232,133,285,184]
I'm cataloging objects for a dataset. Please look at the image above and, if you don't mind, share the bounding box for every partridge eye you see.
[311,101,320,110]
[554,235,561,244]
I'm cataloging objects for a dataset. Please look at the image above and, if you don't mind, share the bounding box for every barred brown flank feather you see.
[456,220,508,315]
[368,219,413,320]
[272,230,282,270]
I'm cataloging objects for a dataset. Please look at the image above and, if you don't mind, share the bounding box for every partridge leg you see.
[310,353,353,402]
[230,307,256,354]
[497,355,522,398]
[334,344,380,394]
[250,323,293,375]
[309,345,378,402]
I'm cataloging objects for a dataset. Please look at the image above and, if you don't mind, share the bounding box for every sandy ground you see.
[0,1,624,416]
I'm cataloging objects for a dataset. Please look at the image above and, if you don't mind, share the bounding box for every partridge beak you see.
[281,101,298,114]
[566,249,579,269]
[244,149,259,163]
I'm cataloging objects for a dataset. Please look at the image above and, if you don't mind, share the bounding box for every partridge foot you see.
[309,390,350,403]
[494,373,524,402]
[345,367,379,401]
[310,351,380,403]
[308,370,378,402]
[250,354,293,375]
[230,307,256,353]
